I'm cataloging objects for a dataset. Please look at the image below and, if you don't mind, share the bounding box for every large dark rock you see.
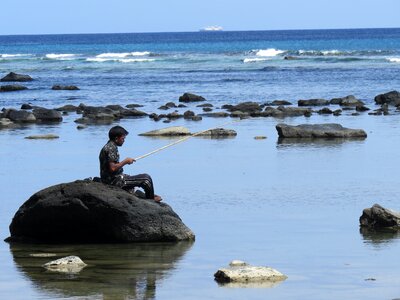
[298,99,329,106]
[6,109,36,123]
[179,93,206,102]
[228,102,262,113]
[276,123,367,138]
[330,95,364,106]
[32,108,63,122]
[360,204,400,229]
[0,84,28,92]
[259,106,311,118]
[6,180,195,243]
[1,72,33,82]
[374,91,400,106]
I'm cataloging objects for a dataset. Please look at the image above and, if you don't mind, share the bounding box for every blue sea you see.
[0,28,400,110]
[1,28,400,300]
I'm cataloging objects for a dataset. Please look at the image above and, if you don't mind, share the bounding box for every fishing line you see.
[134,118,244,161]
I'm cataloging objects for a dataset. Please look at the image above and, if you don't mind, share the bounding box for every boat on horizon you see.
[200,26,223,32]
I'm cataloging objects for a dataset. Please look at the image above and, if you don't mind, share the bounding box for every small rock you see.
[195,128,237,137]
[139,126,191,136]
[0,84,28,92]
[191,116,202,121]
[52,85,80,90]
[214,263,287,283]
[25,134,59,140]
[0,118,14,127]
[125,103,144,108]
[229,260,248,267]
[43,256,87,273]
[254,136,267,140]
[77,125,87,130]
[196,103,213,108]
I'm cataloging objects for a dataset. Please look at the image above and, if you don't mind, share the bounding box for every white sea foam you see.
[45,54,76,60]
[243,58,268,63]
[321,50,341,55]
[96,51,151,58]
[86,57,155,63]
[254,49,285,57]
[387,57,400,63]
[0,54,31,58]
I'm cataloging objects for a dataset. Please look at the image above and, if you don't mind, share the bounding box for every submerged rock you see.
[52,85,80,90]
[360,204,400,229]
[0,84,28,92]
[1,72,33,82]
[43,256,87,273]
[276,123,367,138]
[195,128,237,137]
[6,180,195,243]
[25,134,59,140]
[214,261,287,284]
[139,126,191,136]
[0,118,14,128]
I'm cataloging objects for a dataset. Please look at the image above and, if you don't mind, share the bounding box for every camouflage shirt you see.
[99,140,123,184]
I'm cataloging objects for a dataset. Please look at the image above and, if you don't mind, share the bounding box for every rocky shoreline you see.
[1,72,400,132]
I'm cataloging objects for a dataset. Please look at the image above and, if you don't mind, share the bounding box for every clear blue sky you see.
[1,0,399,35]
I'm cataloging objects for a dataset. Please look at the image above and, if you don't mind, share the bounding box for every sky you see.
[0,0,399,35]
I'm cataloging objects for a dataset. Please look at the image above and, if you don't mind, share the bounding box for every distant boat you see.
[200,26,223,32]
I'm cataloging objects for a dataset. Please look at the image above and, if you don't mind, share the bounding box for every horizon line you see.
[0,26,399,37]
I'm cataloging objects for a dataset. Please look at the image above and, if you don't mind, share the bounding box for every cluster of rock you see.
[0,72,81,92]
[6,180,195,243]
[2,71,400,129]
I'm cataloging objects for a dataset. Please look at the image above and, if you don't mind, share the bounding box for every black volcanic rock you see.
[6,180,195,243]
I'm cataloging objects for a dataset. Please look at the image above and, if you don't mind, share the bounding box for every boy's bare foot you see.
[154,195,162,202]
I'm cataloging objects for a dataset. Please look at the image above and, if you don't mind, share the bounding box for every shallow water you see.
[1,110,400,299]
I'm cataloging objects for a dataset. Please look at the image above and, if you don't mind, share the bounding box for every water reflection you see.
[276,137,366,149]
[360,227,400,249]
[9,241,193,300]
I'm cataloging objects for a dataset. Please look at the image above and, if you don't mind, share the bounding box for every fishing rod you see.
[134,119,243,161]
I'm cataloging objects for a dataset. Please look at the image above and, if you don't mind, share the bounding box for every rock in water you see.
[6,180,195,243]
[276,123,367,138]
[214,262,287,284]
[178,92,206,102]
[43,256,86,273]
[1,72,33,82]
[139,126,191,136]
[360,204,400,229]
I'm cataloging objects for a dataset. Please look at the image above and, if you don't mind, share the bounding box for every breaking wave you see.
[253,48,285,57]
[96,51,151,58]
[387,57,400,63]
[45,53,77,60]
[86,57,155,63]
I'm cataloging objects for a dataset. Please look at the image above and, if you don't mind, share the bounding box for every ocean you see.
[1,28,400,299]
[0,28,400,110]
